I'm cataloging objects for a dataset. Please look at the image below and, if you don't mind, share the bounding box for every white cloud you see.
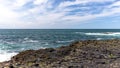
[109,1,120,7]
[58,0,115,9]
[33,0,47,5]
[12,0,31,8]
[0,0,120,28]
[0,4,18,22]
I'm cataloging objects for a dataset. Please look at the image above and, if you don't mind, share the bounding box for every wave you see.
[56,40,74,43]
[96,38,103,40]
[22,40,39,43]
[0,50,17,62]
[84,32,120,36]
[22,38,39,43]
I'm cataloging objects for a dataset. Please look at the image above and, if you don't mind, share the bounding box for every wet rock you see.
[33,64,39,67]
[1,40,120,68]
[9,64,14,68]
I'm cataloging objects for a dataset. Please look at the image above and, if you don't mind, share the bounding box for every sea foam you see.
[22,37,39,43]
[56,40,74,43]
[0,50,17,62]
[85,32,120,36]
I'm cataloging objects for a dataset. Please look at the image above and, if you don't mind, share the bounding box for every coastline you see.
[1,39,120,68]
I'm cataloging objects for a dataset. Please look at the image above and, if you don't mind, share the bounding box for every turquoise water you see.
[1,29,120,62]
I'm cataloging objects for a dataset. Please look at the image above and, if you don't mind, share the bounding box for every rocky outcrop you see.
[1,39,120,68]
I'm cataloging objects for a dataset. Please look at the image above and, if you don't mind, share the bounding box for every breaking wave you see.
[0,50,17,62]
[84,32,120,36]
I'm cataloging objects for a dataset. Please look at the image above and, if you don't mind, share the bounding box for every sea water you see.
[1,29,120,62]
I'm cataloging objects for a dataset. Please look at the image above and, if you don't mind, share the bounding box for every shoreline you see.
[1,39,120,68]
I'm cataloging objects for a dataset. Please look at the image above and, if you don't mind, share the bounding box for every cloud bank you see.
[0,0,120,28]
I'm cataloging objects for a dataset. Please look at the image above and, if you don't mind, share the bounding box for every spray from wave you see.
[0,50,17,62]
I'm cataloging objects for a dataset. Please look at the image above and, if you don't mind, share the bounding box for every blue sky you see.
[0,0,120,29]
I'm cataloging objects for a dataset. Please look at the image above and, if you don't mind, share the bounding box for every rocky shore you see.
[1,39,120,68]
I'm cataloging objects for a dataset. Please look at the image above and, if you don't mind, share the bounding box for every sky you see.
[0,0,120,29]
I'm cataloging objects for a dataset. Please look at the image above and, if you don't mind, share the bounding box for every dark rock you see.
[1,40,120,68]
[33,64,39,67]
[9,64,14,68]
[68,66,80,68]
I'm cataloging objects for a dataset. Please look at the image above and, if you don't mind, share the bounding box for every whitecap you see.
[4,41,16,45]
[96,38,103,40]
[75,32,84,34]
[56,40,74,43]
[23,37,29,40]
[0,50,17,62]
[85,32,120,36]
[22,39,39,43]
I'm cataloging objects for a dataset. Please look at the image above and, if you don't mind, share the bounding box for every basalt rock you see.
[1,40,120,68]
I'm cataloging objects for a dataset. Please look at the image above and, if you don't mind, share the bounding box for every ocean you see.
[1,29,120,62]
